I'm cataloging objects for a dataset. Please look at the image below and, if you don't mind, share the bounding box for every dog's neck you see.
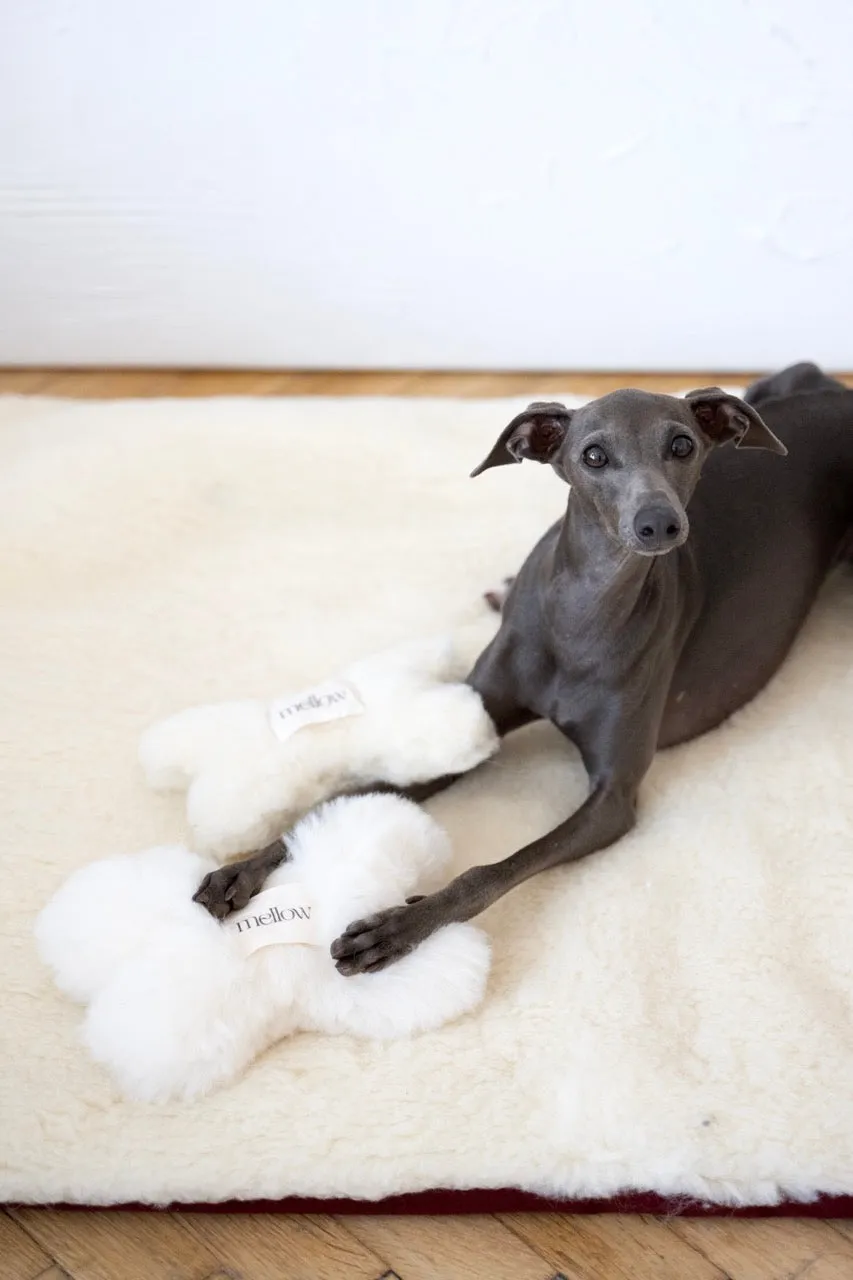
[553,490,668,624]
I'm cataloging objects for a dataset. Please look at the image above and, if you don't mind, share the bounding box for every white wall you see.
[1,1,852,370]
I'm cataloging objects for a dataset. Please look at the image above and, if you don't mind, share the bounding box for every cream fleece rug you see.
[3,391,853,1209]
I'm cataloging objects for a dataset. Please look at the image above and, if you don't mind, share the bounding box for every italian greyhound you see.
[194,363,853,976]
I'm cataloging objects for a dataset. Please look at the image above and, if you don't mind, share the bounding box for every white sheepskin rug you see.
[3,390,853,1208]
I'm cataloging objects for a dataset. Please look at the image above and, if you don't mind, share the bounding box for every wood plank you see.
[11,368,853,401]
[33,1267,74,1280]
[0,1210,54,1280]
[822,1220,853,1246]
[501,1213,728,1280]
[344,1213,554,1280]
[32,371,186,399]
[11,1208,219,1280]
[263,371,417,396]
[671,1217,853,1280]
[165,371,292,397]
[0,370,57,394]
[792,1252,853,1280]
[178,1210,388,1280]
[1,367,852,402]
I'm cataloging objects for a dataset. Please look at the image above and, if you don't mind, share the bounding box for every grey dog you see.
[195,362,853,975]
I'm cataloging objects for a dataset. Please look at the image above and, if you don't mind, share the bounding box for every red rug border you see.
[7,1189,853,1217]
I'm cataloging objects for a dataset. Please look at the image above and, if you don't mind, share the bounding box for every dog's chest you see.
[514,575,678,725]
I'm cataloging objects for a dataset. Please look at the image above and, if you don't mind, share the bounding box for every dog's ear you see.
[470,402,574,477]
[685,388,788,456]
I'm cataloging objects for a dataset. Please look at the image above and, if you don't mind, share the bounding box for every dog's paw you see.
[330,900,434,975]
[483,576,515,613]
[193,861,267,919]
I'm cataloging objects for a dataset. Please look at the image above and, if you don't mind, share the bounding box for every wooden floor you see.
[0,367,782,400]
[4,366,853,1280]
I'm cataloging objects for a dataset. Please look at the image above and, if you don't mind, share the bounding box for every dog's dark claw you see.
[193,842,288,919]
[193,863,264,918]
[331,901,430,975]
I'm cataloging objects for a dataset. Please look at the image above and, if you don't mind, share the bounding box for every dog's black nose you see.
[633,505,682,551]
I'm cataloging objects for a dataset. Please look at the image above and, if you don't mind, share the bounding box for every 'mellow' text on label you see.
[226,884,321,954]
[268,679,364,742]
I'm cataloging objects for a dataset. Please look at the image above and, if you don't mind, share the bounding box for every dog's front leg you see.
[330,776,641,976]
[330,696,664,976]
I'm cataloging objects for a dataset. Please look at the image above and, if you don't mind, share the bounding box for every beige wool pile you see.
[2,391,852,1206]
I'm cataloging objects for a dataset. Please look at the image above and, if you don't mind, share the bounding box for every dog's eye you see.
[582,445,608,469]
[671,435,694,459]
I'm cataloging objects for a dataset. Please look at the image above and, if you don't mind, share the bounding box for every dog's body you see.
[473,379,853,752]
[196,364,853,976]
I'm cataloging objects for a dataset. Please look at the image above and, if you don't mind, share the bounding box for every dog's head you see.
[471,388,786,556]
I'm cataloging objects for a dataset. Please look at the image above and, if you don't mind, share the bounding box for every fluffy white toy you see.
[139,631,499,858]
[35,793,491,1103]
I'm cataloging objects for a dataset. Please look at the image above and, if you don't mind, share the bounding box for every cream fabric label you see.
[268,679,364,742]
[226,884,320,955]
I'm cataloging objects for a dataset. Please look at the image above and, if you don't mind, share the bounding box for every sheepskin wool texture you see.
[3,391,853,1208]
[34,795,491,1103]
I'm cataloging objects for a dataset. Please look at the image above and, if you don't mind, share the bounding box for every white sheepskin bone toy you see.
[139,630,499,858]
[35,793,491,1103]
